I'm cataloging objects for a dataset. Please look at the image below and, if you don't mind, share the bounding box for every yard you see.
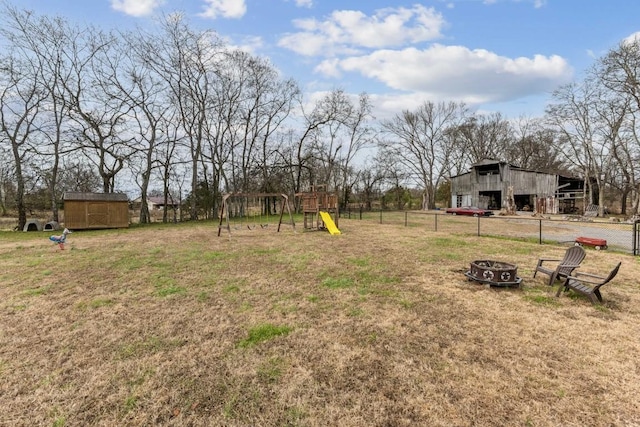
[1,219,639,426]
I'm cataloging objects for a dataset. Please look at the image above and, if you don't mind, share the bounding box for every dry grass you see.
[1,219,640,426]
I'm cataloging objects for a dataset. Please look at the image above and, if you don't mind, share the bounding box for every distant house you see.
[449,159,585,214]
[63,192,130,229]
[132,196,180,212]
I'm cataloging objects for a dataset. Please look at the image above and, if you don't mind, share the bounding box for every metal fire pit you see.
[465,260,522,288]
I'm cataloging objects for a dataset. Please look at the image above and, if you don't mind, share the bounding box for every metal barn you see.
[449,160,584,214]
[63,192,130,229]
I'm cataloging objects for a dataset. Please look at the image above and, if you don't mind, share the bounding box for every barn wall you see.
[451,173,473,194]
[508,170,557,196]
[474,173,502,192]
[450,162,578,213]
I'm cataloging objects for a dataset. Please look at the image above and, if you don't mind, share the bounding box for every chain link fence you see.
[341,208,640,255]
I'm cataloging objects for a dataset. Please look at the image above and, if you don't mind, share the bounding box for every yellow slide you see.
[319,211,341,235]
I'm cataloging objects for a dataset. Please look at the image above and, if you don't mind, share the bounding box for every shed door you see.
[88,203,108,227]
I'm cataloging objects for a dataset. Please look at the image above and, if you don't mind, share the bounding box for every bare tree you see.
[357,155,387,211]
[375,148,412,210]
[508,116,567,172]
[245,58,299,196]
[0,147,13,215]
[453,112,511,164]
[309,89,354,187]
[598,38,640,215]
[336,93,375,210]
[255,75,300,204]
[0,7,83,222]
[142,14,225,220]
[546,78,621,216]
[223,53,300,211]
[0,26,50,229]
[286,90,350,209]
[153,110,187,223]
[295,90,374,210]
[608,109,640,214]
[56,162,101,193]
[108,30,178,223]
[58,27,134,193]
[381,101,468,210]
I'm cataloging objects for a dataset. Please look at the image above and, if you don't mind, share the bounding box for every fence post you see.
[539,219,542,245]
[405,211,408,227]
[434,212,438,232]
[634,220,639,256]
[380,209,383,224]
[359,205,363,220]
[477,216,480,236]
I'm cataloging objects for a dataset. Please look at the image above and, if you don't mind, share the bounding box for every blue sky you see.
[10,0,640,119]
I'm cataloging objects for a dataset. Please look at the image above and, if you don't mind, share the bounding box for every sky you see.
[8,0,640,120]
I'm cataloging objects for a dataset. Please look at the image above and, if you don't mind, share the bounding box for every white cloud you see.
[313,58,341,78]
[110,0,163,17]
[624,31,640,45]
[199,0,247,19]
[319,44,572,104]
[481,0,546,7]
[369,92,434,120]
[294,0,313,8]
[223,35,264,54]
[278,5,446,57]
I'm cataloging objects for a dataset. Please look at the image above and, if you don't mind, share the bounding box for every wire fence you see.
[341,208,640,255]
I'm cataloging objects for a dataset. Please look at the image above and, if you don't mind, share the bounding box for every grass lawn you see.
[1,219,639,426]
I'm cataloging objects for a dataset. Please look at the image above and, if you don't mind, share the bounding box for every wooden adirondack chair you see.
[533,245,586,286]
[556,262,621,304]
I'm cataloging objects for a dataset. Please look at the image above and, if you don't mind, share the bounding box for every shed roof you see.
[63,192,129,202]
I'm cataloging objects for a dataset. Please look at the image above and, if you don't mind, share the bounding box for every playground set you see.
[296,185,340,235]
[216,186,341,237]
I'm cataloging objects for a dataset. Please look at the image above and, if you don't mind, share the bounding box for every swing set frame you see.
[217,193,296,237]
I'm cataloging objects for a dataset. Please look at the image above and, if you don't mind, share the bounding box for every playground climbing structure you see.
[296,185,340,234]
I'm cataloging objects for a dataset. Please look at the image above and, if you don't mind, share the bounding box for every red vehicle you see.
[445,206,494,217]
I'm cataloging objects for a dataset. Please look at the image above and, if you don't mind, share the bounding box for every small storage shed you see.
[63,192,129,229]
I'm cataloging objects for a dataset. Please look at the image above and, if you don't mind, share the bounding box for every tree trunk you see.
[598,182,606,217]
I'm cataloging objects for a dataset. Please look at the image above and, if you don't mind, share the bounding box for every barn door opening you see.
[514,195,533,212]
[479,191,501,210]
